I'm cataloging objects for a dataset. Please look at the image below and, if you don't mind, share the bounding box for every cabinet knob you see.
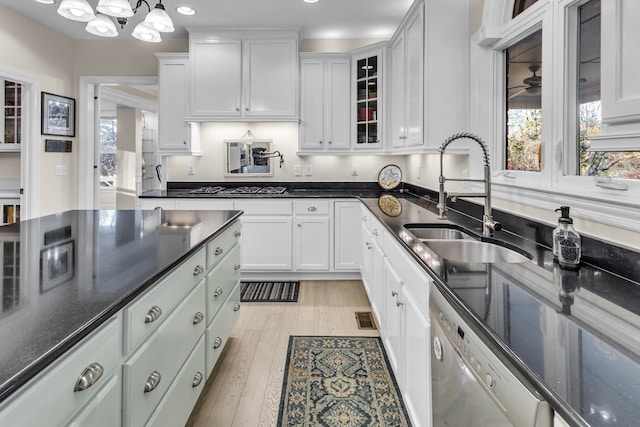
[319,141,323,144]
[144,371,162,393]
[328,141,332,144]
[233,302,241,312]
[236,108,240,112]
[214,287,224,297]
[73,363,104,392]
[183,141,187,145]
[234,263,241,271]
[193,264,205,276]
[245,108,249,112]
[144,305,163,324]
[213,336,223,349]
[193,311,204,325]
[396,300,404,307]
[215,247,223,256]
[362,216,368,221]
[192,372,204,388]
[391,291,398,297]
[234,230,242,238]
[372,229,379,236]
[307,206,317,212]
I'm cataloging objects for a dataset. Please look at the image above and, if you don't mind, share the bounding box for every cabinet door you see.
[240,216,292,270]
[360,223,373,295]
[325,58,351,149]
[390,33,406,148]
[334,201,361,270]
[383,258,404,383]
[402,288,430,427]
[243,39,298,117]
[370,237,386,328]
[67,375,121,427]
[157,55,190,153]
[294,216,330,271]
[404,5,424,147]
[190,39,242,117]
[299,58,325,150]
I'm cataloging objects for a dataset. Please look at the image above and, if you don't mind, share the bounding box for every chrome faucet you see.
[437,132,501,236]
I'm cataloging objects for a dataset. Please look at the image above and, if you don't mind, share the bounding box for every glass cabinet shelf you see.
[2,80,22,149]
[355,55,380,146]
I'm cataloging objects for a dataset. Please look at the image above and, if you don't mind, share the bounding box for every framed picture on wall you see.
[40,241,75,293]
[41,92,75,137]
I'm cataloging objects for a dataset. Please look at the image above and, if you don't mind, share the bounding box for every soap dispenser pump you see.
[553,206,581,270]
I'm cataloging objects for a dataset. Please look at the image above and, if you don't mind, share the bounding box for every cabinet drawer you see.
[67,374,121,427]
[205,281,241,377]
[146,336,206,427]
[123,283,206,427]
[235,199,292,215]
[206,244,241,322]
[0,317,120,427]
[207,220,241,269]
[124,248,206,353]
[293,200,330,215]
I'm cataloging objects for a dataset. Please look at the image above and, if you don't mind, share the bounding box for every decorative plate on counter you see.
[378,194,402,217]
[378,164,402,190]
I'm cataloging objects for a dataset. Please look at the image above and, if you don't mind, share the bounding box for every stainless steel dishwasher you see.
[430,283,552,427]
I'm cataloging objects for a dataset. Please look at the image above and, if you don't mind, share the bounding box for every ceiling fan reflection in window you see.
[508,64,542,99]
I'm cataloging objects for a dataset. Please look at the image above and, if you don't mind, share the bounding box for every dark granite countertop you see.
[0,209,241,403]
[361,193,640,427]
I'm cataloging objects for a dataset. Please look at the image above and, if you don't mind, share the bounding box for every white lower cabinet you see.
[0,317,121,427]
[294,200,330,271]
[383,257,404,379]
[334,200,361,270]
[67,375,121,427]
[205,280,241,376]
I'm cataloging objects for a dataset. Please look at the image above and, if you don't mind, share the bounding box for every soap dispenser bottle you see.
[553,206,581,269]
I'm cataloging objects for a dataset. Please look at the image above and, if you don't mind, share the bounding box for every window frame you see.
[475,0,640,233]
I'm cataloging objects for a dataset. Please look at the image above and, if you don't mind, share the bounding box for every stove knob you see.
[485,374,494,388]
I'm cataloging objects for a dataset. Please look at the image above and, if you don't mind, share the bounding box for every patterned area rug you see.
[277,336,411,427]
[240,281,299,302]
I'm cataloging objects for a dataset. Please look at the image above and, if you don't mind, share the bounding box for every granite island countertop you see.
[360,195,640,427]
[0,209,241,403]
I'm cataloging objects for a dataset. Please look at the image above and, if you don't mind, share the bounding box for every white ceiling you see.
[0,0,414,40]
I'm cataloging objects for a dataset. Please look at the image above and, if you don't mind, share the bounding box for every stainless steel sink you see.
[422,239,530,263]
[404,225,473,240]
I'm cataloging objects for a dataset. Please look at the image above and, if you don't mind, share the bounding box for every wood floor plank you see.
[186,280,378,427]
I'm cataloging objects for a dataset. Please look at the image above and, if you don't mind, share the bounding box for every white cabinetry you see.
[352,45,385,150]
[155,53,201,155]
[188,29,299,120]
[235,200,293,270]
[1,79,21,150]
[293,200,330,271]
[299,54,351,151]
[334,200,361,270]
[389,1,424,148]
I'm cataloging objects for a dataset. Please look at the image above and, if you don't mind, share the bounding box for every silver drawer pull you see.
[307,206,317,212]
[233,303,241,312]
[362,216,368,221]
[396,300,404,307]
[144,371,161,393]
[234,230,241,238]
[214,287,224,297]
[215,247,223,256]
[144,306,163,324]
[193,312,204,325]
[234,263,241,271]
[193,265,205,276]
[192,372,204,388]
[391,291,398,297]
[74,363,104,392]
[372,229,379,236]
[213,337,223,349]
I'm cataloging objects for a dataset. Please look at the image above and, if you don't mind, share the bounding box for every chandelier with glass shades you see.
[56,0,175,42]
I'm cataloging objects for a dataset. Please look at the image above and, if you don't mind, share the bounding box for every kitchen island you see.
[0,209,242,426]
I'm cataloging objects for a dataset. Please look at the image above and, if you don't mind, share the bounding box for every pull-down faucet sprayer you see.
[437,132,501,236]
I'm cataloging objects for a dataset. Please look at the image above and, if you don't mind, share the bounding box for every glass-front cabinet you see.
[1,80,22,151]
[353,47,384,149]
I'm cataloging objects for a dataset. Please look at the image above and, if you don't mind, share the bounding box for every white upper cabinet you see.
[1,79,22,152]
[390,1,424,149]
[155,53,201,155]
[188,29,299,121]
[299,54,351,151]
[352,44,386,150]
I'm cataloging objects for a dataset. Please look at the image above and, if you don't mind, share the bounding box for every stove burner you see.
[218,186,261,194]
[257,186,287,194]
[188,185,287,195]
[189,186,225,194]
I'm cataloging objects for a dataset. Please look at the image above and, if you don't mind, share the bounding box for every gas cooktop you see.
[189,186,287,195]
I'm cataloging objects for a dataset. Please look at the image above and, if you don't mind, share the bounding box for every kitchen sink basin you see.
[404,225,474,240]
[422,239,531,264]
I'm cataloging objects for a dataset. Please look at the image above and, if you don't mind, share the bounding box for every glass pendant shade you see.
[57,0,95,22]
[86,14,118,37]
[132,22,162,43]
[96,0,134,18]
[144,3,175,32]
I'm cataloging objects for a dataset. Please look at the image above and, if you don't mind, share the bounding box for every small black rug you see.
[240,281,300,302]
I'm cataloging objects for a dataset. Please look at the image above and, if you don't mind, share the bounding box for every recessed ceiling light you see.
[35,0,56,4]
[176,6,196,15]
[303,0,319,3]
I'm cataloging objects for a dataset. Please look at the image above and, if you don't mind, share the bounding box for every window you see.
[505,30,542,172]
[99,118,117,189]
[513,0,540,18]
[577,0,640,180]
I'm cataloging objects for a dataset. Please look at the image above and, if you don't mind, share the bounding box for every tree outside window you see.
[100,118,117,188]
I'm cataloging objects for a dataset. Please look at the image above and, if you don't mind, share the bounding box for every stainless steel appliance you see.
[430,283,552,427]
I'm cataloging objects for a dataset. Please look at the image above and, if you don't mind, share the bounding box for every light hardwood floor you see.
[187,280,379,427]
